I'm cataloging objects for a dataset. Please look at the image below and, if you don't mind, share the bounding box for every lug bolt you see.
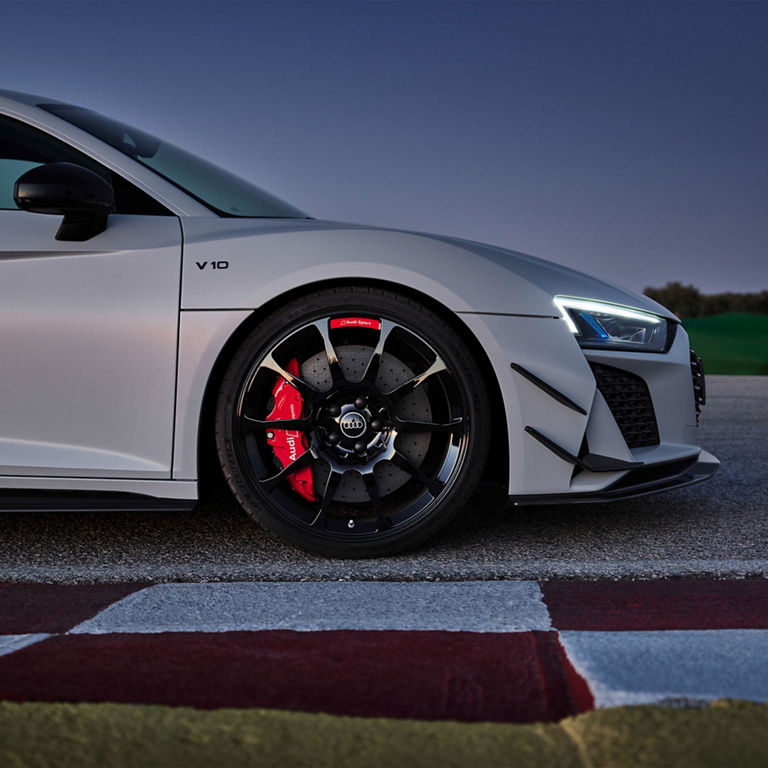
[370,419,383,432]
[354,395,367,409]
[327,404,341,417]
[328,432,341,445]
[354,441,366,455]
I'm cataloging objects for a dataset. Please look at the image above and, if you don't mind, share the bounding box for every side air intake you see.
[590,363,660,448]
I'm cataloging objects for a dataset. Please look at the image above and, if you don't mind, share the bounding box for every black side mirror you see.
[14,162,115,242]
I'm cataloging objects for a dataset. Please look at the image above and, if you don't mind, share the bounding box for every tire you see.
[215,286,490,557]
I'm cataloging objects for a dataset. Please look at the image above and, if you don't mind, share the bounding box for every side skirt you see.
[0,491,195,513]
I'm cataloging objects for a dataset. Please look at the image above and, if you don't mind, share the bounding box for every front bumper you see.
[457,312,719,499]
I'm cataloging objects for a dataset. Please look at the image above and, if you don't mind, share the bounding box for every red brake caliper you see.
[266,358,316,502]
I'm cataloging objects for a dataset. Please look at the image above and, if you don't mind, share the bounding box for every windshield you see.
[40,103,308,218]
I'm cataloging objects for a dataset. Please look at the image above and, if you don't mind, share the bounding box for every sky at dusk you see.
[1,0,765,294]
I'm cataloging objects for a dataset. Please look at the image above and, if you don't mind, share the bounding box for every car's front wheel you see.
[215,287,490,557]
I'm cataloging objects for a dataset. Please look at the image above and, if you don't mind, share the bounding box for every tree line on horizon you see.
[643,282,768,318]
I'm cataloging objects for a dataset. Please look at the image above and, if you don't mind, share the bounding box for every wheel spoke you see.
[361,470,391,531]
[260,354,318,400]
[312,319,345,384]
[259,449,313,494]
[384,356,448,401]
[394,416,463,433]
[310,468,343,528]
[361,319,396,384]
[391,451,444,497]
[241,415,313,433]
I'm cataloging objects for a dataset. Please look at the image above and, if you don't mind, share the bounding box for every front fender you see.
[180,219,557,316]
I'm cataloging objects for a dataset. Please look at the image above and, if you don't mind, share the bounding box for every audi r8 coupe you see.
[0,89,718,556]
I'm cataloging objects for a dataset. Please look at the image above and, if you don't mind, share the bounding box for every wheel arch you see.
[195,277,508,498]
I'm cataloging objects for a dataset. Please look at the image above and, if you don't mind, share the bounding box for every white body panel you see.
[459,313,595,494]
[173,309,251,480]
[0,211,181,477]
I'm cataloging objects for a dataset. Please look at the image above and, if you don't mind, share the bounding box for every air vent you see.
[590,363,660,448]
[690,349,706,424]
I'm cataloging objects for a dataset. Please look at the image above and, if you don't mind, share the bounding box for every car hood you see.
[412,228,676,320]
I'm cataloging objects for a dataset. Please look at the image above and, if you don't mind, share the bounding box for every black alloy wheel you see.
[215,287,490,557]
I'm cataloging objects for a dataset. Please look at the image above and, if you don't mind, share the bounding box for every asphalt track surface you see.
[0,376,765,583]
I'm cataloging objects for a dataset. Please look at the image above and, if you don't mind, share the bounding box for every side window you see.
[0,116,171,216]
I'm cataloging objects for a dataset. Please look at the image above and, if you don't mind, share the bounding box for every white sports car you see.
[0,90,717,556]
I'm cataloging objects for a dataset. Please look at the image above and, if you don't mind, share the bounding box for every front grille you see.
[590,363,660,448]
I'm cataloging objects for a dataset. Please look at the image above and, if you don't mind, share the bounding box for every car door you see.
[0,115,182,478]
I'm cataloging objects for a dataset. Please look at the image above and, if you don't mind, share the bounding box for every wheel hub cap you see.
[339,410,367,439]
[318,394,392,463]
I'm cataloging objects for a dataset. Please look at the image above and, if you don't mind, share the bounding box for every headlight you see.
[554,296,671,352]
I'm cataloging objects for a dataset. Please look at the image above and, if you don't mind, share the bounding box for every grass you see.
[682,313,768,375]
[1,700,767,767]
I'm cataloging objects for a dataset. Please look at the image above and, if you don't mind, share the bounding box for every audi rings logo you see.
[339,412,366,438]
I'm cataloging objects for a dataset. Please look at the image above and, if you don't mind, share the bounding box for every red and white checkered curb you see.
[1,580,766,721]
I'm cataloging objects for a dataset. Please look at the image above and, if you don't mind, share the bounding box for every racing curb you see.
[1,579,767,722]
